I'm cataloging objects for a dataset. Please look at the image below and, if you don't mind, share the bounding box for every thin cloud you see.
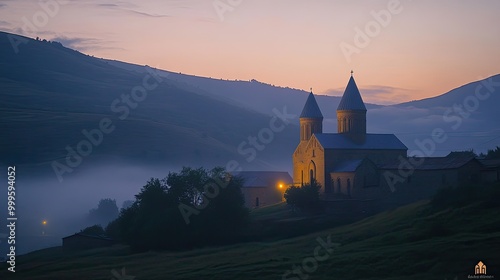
[97,3,120,8]
[61,0,169,17]
[93,1,170,18]
[50,35,122,52]
[125,9,170,18]
[322,85,417,105]
[70,0,210,20]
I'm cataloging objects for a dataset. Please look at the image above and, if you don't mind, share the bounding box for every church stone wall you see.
[293,138,326,192]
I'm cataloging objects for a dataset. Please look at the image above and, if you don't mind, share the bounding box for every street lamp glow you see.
[279,184,283,189]
[42,220,47,225]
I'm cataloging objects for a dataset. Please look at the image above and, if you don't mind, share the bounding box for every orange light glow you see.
[42,220,47,225]
[279,184,283,189]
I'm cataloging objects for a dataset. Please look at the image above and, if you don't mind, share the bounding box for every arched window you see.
[308,161,316,185]
[255,197,259,207]
[337,178,341,193]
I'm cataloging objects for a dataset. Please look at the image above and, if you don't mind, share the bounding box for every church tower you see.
[337,73,367,143]
[300,90,323,142]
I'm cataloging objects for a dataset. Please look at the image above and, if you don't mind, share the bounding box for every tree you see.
[284,185,301,212]
[109,167,249,251]
[284,180,321,213]
[486,146,500,159]
[80,224,105,236]
[88,198,119,227]
[121,200,134,210]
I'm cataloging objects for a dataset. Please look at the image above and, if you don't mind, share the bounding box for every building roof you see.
[63,232,113,241]
[300,92,323,119]
[314,133,407,150]
[333,159,363,172]
[231,171,292,188]
[479,159,500,169]
[378,155,479,170]
[337,76,367,111]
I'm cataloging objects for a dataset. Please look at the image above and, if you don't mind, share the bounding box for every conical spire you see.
[300,91,323,118]
[337,75,366,111]
[337,73,367,143]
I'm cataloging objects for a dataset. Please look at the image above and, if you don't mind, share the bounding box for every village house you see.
[62,232,114,251]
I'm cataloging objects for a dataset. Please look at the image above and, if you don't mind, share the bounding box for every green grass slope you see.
[2,196,499,280]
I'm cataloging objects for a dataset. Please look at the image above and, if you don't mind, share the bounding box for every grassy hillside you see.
[0,32,298,169]
[2,191,499,280]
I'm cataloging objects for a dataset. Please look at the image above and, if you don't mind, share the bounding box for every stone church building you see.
[293,74,486,208]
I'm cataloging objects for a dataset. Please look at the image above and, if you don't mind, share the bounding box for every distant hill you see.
[396,75,500,111]
[1,30,499,174]
[104,59,382,120]
[103,59,500,155]
[373,74,500,155]
[394,74,500,125]
[0,32,297,171]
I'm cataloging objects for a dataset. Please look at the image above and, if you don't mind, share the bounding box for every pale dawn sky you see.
[1,0,499,104]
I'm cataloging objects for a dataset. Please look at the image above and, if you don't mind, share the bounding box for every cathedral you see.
[293,73,486,205]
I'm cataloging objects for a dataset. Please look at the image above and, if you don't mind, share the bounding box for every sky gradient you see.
[1,0,499,104]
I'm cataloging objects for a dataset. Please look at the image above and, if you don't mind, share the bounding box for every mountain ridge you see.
[1,31,499,172]
[0,31,297,171]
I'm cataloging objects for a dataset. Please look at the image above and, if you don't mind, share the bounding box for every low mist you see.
[0,157,293,255]
[0,162,181,255]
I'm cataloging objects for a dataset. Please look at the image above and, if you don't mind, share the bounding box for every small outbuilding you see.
[479,159,500,183]
[62,233,114,251]
[233,171,292,209]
